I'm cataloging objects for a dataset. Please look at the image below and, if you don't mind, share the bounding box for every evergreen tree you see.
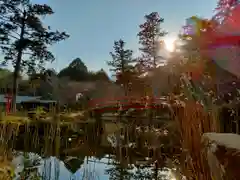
[106,163,133,180]
[58,58,89,81]
[107,39,135,74]
[107,39,135,93]
[94,69,110,81]
[0,0,69,110]
[138,12,167,69]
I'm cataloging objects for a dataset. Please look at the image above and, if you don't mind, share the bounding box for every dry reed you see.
[175,101,220,180]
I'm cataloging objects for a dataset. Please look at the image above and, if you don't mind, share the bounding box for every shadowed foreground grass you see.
[0,109,87,124]
[175,101,220,180]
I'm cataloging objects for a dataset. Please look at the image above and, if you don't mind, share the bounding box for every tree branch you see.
[4,3,24,14]
[11,30,20,37]
[22,52,34,56]
[8,33,18,40]
[0,15,11,22]
[0,43,11,46]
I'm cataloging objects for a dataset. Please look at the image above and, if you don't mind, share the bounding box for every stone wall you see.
[202,133,240,180]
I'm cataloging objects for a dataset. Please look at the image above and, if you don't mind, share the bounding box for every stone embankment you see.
[203,133,240,180]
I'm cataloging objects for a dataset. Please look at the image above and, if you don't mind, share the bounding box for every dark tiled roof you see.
[0,95,41,103]
[25,99,57,103]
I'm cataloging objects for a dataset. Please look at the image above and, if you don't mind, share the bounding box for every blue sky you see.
[33,0,217,75]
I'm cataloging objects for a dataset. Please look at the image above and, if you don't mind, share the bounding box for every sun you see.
[164,38,175,52]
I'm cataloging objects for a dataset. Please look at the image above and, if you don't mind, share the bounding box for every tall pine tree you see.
[107,39,135,94]
[0,0,69,110]
[138,12,167,69]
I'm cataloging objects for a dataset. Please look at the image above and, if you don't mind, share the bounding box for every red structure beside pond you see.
[4,93,12,114]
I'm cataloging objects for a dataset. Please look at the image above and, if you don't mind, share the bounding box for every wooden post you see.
[4,94,12,115]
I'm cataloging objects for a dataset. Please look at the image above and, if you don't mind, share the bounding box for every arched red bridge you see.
[88,96,170,113]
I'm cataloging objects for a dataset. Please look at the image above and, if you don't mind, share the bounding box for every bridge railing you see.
[88,96,168,109]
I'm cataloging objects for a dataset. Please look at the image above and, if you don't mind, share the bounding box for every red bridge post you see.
[4,93,12,115]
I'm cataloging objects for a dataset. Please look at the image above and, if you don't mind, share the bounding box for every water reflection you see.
[10,155,176,180]
[0,119,181,179]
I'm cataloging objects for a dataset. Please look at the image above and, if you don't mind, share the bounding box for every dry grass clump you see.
[175,101,220,180]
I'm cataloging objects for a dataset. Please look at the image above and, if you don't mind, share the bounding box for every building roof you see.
[0,95,41,103]
[24,99,57,103]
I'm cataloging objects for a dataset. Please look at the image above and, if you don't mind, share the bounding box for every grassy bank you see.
[0,110,87,124]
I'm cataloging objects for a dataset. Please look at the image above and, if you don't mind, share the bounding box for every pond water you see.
[0,119,181,180]
[11,154,176,180]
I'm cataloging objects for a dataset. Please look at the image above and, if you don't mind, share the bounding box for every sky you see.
[31,0,217,75]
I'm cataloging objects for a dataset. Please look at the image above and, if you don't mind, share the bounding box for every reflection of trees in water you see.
[63,157,84,174]
[105,121,181,180]
[0,116,182,179]
[105,162,133,180]
[133,165,172,180]
[106,163,171,180]
[133,165,152,180]
[81,158,99,180]
[42,157,56,180]
[19,152,42,180]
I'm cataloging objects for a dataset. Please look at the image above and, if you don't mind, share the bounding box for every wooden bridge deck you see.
[87,98,173,122]
[88,97,170,113]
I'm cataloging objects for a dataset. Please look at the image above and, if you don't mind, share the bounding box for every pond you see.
[0,118,182,180]
[11,154,177,180]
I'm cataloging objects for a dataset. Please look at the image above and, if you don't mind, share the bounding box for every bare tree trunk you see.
[12,54,22,112]
[11,11,26,112]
